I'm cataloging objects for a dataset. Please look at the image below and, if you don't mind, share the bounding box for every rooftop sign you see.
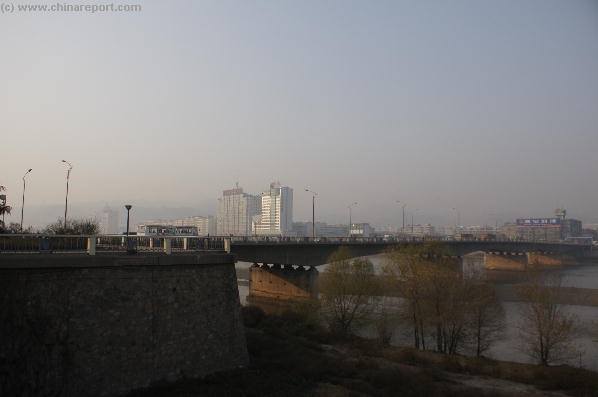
[516,218,561,227]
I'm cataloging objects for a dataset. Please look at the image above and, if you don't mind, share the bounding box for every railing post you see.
[224,237,231,253]
[87,235,96,256]
[164,238,172,255]
[183,237,188,250]
[149,238,153,249]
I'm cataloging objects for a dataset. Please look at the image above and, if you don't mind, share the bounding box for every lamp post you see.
[125,205,132,236]
[396,200,406,236]
[452,207,461,234]
[348,202,358,237]
[20,169,32,232]
[305,188,317,239]
[125,204,134,254]
[61,160,73,230]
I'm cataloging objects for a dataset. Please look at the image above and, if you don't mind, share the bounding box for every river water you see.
[236,256,598,370]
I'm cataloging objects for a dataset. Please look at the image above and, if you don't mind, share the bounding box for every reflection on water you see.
[235,256,598,370]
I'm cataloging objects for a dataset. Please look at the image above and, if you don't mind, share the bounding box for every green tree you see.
[320,247,379,336]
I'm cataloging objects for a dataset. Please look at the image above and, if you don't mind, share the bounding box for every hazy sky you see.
[2,0,597,228]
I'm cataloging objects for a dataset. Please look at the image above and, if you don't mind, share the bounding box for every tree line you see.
[0,218,100,235]
[318,243,579,366]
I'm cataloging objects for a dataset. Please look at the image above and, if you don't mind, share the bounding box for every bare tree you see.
[320,247,379,336]
[383,242,468,353]
[371,295,401,345]
[43,218,100,235]
[466,281,505,357]
[383,242,503,355]
[517,271,577,366]
[382,244,429,349]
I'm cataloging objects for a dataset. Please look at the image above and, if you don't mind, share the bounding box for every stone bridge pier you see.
[483,250,577,271]
[247,263,319,313]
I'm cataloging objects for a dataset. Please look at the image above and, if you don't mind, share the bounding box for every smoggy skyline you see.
[2,0,598,228]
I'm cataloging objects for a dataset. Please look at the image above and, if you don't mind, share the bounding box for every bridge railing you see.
[226,236,527,244]
[228,236,416,244]
[0,234,228,255]
[0,234,586,256]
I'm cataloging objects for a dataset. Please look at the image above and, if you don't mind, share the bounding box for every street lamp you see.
[124,204,134,254]
[20,168,32,232]
[396,200,406,236]
[61,160,73,230]
[125,204,132,236]
[305,188,317,239]
[348,202,358,237]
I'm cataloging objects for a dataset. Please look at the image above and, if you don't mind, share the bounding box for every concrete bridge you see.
[229,238,591,267]
[229,237,592,311]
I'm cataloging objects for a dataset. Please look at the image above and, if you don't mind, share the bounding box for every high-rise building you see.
[99,205,119,234]
[216,186,261,236]
[253,182,293,236]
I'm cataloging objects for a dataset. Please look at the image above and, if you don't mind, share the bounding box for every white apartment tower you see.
[216,186,261,236]
[254,182,293,236]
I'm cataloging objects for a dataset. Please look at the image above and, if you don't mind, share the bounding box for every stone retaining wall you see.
[0,254,247,397]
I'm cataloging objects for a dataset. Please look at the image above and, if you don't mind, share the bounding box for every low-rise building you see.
[350,223,375,237]
[503,208,583,242]
[291,222,349,237]
[136,224,198,236]
[400,224,436,238]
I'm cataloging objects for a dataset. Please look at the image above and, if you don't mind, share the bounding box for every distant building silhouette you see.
[99,205,119,234]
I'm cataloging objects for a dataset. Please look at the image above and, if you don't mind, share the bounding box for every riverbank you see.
[127,309,598,397]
